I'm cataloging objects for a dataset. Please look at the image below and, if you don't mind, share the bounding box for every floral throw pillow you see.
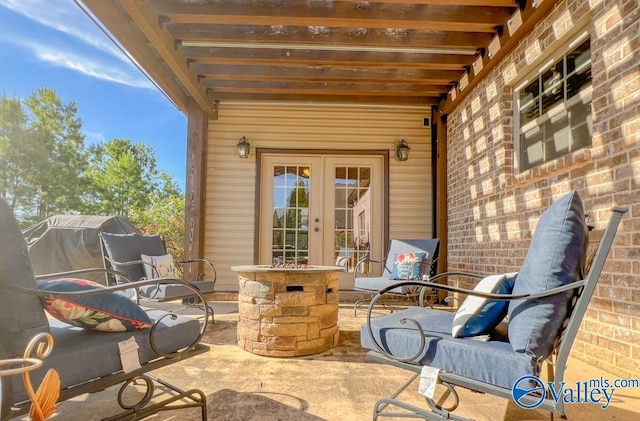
[37,278,152,332]
[141,254,177,279]
[390,252,427,280]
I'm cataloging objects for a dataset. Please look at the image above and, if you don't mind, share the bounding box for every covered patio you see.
[43,0,640,419]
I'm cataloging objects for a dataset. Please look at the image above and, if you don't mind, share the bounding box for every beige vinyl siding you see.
[205,103,433,291]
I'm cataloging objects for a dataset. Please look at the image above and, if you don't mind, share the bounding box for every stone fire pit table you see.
[231,265,343,357]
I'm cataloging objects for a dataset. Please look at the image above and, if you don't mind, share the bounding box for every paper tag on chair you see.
[418,366,440,399]
[118,337,141,373]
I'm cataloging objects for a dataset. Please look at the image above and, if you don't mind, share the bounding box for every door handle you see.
[314,227,319,232]
[314,218,320,223]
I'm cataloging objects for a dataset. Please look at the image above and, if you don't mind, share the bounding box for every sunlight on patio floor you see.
[36,302,640,421]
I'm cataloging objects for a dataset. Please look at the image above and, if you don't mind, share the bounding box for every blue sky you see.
[0,0,188,188]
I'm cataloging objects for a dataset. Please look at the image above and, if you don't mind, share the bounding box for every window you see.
[515,36,592,172]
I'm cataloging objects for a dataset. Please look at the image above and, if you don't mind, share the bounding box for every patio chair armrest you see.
[1,278,209,358]
[379,279,583,303]
[365,279,585,364]
[104,255,144,267]
[176,258,217,282]
[35,267,135,282]
[354,255,386,276]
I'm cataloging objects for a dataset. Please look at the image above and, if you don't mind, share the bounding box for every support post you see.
[435,111,448,303]
[183,98,208,280]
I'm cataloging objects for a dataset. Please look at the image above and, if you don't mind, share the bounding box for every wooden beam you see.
[337,0,516,6]
[209,92,438,106]
[183,99,208,276]
[168,24,492,50]
[118,0,214,115]
[438,0,560,113]
[182,47,476,70]
[194,64,461,83]
[207,82,449,96]
[158,2,512,33]
[82,0,189,111]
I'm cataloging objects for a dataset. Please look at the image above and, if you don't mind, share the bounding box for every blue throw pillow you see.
[452,273,517,338]
[37,278,152,332]
[508,190,587,360]
[390,252,426,280]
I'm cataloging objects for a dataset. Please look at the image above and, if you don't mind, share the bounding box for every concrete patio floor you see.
[38,301,640,421]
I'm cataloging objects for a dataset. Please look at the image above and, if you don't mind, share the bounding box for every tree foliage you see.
[85,139,159,217]
[1,88,87,223]
[0,92,30,210]
[130,193,185,259]
[0,88,185,252]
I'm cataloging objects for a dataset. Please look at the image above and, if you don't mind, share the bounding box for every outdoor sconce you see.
[236,136,250,158]
[395,139,410,161]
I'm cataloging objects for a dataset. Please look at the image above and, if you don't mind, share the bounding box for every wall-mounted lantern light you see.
[236,136,250,158]
[395,139,410,161]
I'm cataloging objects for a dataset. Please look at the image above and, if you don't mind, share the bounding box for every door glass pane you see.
[271,165,310,265]
[334,165,371,273]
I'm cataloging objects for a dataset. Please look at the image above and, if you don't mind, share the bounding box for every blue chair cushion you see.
[390,252,426,280]
[361,307,538,390]
[508,190,587,360]
[452,273,517,338]
[37,278,152,332]
[11,308,201,402]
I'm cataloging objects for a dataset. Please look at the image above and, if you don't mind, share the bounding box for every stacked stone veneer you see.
[236,270,340,357]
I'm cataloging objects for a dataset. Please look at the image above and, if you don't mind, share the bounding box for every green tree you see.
[85,138,160,217]
[0,88,87,224]
[24,88,87,221]
[1,88,185,252]
[85,138,185,255]
[0,92,32,209]
[130,193,185,260]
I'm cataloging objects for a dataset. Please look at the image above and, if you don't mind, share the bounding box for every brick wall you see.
[445,0,639,377]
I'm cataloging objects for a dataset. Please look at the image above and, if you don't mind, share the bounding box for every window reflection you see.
[271,165,310,265]
[333,166,371,272]
[518,37,592,171]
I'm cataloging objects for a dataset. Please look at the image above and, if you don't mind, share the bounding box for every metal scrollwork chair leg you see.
[101,373,207,421]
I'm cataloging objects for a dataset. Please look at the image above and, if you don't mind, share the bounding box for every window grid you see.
[516,37,592,172]
[334,166,371,272]
[272,165,310,265]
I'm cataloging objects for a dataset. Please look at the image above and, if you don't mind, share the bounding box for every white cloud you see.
[0,0,154,90]
[0,0,127,62]
[31,43,154,90]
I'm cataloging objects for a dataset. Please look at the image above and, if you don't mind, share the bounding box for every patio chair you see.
[0,198,209,420]
[100,232,217,321]
[353,238,440,316]
[360,190,627,420]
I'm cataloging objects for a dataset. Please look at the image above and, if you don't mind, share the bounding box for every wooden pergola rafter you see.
[80,0,558,110]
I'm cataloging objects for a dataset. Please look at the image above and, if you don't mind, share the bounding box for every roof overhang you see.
[78,0,558,117]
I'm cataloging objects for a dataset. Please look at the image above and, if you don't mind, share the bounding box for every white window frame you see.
[513,28,592,174]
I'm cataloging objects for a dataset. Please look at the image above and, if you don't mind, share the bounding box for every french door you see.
[259,154,384,289]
